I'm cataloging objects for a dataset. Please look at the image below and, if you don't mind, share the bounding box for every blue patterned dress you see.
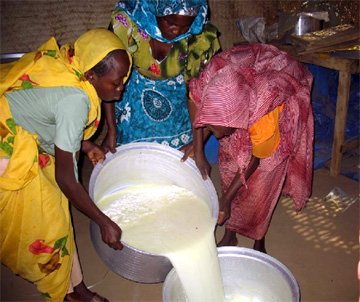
[110,0,220,149]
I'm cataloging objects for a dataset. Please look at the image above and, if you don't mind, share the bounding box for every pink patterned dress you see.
[190,44,314,240]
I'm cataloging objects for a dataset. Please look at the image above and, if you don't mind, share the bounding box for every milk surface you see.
[97,184,225,301]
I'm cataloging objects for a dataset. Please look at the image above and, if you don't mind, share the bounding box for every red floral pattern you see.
[38,153,50,169]
[29,240,55,255]
[149,63,161,75]
[18,74,39,86]
[94,119,100,129]
[66,50,73,64]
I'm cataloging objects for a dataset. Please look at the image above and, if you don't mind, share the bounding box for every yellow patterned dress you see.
[0,29,129,301]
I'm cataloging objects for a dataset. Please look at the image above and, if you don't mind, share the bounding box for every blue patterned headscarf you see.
[114,0,208,43]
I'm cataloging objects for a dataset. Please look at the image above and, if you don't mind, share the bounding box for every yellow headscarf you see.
[0,29,131,301]
[0,28,131,140]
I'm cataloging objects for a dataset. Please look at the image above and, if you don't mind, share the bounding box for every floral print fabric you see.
[110,9,220,148]
[115,69,192,148]
[0,29,130,301]
[114,0,209,43]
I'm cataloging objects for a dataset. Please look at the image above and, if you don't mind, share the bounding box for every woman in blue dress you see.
[102,0,220,155]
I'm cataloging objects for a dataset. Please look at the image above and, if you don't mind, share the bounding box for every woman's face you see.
[157,14,195,41]
[206,124,236,139]
[86,50,130,101]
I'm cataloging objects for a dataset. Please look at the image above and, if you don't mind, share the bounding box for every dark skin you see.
[181,100,213,177]
[57,50,130,302]
[102,14,197,156]
[184,101,266,253]
[55,144,123,249]
[86,50,130,102]
[195,124,260,226]
[202,125,265,253]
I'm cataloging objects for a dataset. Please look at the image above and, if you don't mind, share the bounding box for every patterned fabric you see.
[110,4,220,148]
[0,29,130,301]
[115,69,192,148]
[0,99,74,301]
[1,29,130,141]
[6,87,90,156]
[114,0,208,43]
[190,44,314,239]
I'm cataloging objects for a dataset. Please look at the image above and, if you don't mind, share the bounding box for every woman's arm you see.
[218,155,260,225]
[181,98,212,180]
[180,98,197,161]
[101,102,118,153]
[54,145,123,250]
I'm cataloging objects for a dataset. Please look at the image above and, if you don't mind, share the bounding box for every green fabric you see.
[6,86,90,182]
[6,86,89,156]
[111,10,220,85]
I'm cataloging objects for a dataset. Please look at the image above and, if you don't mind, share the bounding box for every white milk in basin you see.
[97,183,287,302]
[97,184,225,301]
[92,144,299,301]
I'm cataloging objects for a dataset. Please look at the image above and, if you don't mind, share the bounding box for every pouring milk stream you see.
[97,183,225,301]
[97,184,259,301]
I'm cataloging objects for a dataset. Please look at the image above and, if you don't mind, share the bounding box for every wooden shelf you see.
[273,43,360,176]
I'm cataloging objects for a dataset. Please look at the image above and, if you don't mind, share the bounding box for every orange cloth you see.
[249,103,284,158]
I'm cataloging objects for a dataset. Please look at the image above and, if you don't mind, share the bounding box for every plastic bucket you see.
[163,246,300,301]
[89,142,219,283]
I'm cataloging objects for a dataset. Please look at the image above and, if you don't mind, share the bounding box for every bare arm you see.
[182,99,212,180]
[55,145,123,250]
[179,98,196,161]
[218,155,260,225]
[101,102,118,153]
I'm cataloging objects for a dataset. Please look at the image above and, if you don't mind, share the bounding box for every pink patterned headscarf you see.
[190,44,312,130]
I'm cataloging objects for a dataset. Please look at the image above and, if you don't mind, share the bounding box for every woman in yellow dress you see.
[0,28,131,301]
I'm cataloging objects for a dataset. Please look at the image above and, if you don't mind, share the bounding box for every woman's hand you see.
[101,102,118,154]
[101,129,117,154]
[99,217,123,250]
[216,157,260,226]
[195,153,211,180]
[180,142,211,180]
[180,142,195,161]
[82,140,106,167]
[217,195,232,226]
[55,146,122,250]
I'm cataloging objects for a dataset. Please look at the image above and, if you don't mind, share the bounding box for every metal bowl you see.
[163,246,300,301]
[294,15,322,36]
[89,142,219,283]
[0,53,25,63]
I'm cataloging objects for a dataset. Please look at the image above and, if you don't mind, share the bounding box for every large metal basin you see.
[163,246,300,301]
[89,142,219,283]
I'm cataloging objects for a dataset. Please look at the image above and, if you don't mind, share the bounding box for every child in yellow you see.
[0,28,131,301]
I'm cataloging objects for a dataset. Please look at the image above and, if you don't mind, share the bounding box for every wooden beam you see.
[330,71,351,176]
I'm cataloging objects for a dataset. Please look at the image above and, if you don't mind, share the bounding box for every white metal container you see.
[163,246,300,301]
[294,15,322,36]
[89,142,219,283]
